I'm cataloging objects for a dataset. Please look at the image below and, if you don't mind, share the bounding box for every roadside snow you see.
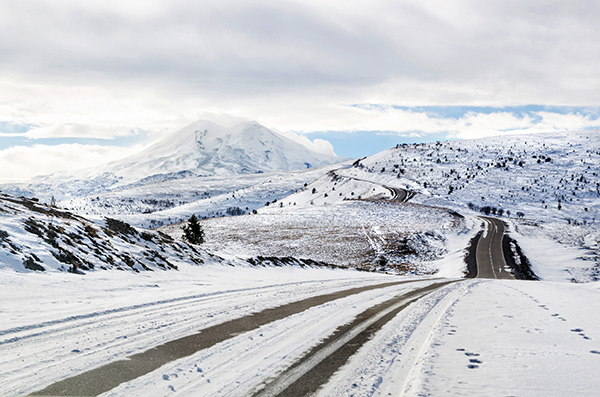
[320,279,600,397]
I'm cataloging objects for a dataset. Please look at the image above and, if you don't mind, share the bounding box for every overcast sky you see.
[1,0,599,181]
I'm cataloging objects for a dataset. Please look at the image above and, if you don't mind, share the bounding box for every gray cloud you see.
[0,0,599,147]
[0,1,416,94]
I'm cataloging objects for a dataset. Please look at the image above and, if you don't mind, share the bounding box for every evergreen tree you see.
[181,214,204,245]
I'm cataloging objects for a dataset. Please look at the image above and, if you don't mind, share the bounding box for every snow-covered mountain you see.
[106,120,342,181]
[0,120,344,200]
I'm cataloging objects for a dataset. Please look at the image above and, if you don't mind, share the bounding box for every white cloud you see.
[273,129,336,156]
[0,143,143,182]
[19,124,140,140]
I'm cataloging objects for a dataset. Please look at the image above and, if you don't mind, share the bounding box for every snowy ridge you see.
[338,130,600,224]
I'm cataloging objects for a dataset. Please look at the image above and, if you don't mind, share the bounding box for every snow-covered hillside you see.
[171,130,599,282]
[340,130,599,225]
[332,130,600,280]
[63,162,352,229]
[0,193,208,273]
[0,120,344,201]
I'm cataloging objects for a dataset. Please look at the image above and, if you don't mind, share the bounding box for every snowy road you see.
[476,217,514,279]
[1,267,447,396]
[0,268,393,395]
[331,169,414,203]
[253,279,458,396]
[32,279,434,396]
[3,265,600,396]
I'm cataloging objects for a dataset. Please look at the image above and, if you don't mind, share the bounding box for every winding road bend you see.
[331,170,414,203]
[475,217,514,280]
[386,185,415,202]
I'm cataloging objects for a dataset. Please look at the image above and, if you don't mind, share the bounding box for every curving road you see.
[475,217,514,280]
[331,170,414,203]
[386,185,415,203]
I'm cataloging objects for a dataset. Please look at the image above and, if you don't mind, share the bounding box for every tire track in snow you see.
[1,277,390,395]
[253,279,459,397]
[31,279,431,396]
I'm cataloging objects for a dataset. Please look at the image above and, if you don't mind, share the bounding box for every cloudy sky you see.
[1,0,599,181]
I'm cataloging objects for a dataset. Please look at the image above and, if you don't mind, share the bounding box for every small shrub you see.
[105,218,137,236]
[182,214,205,245]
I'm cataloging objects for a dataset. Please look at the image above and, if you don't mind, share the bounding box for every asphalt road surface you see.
[475,217,515,280]
[331,170,414,203]
[386,185,415,202]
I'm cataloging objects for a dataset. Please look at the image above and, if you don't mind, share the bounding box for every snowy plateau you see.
[1,125,599,396]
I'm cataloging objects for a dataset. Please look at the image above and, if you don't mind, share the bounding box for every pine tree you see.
[181,214,204,245]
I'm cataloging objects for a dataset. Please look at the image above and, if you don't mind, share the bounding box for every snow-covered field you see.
[164,199,474,275]
[0,264,395,395]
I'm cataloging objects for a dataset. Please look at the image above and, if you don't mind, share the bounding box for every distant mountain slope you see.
[0,120,344,200]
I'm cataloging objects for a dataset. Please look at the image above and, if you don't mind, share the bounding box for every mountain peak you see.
[106,119,343,183]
